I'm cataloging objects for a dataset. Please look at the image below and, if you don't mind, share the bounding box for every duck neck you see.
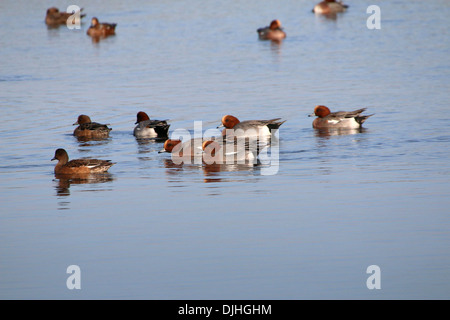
[58,153,69,166]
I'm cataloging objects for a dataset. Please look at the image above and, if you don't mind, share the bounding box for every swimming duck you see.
[218,115,286,138]
[73,115,112,139]
[133,111,170,139]
[159,138,207,165]
[309,105,373,129]
[159,138,204,156]
[313,0,348,15]
[257,19,286,41]
[51,148,115,175]
[86,17,117,38]
[202,137,262,165]
[45,7,85,27]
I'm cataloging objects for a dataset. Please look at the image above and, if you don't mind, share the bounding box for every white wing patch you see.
[327,118,361,129]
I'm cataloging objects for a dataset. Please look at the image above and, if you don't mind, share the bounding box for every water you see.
[0,0,449,299]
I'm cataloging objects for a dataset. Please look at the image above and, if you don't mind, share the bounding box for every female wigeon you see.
[133,111,170,139]
[257,19,286,41]
[218,115,286,138]
[51,148,115,175]
[309,105,373,129]
[86,17,117,38]
[202,137,261,165]
[73,115,112,139]
[45,7,85,26]
[313,0,348,15]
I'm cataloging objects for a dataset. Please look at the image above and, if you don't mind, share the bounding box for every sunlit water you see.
[0,0,449,299]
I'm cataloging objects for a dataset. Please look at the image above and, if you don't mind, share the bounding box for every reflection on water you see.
[163,158,184,171]
[135,138,167,163]
[53,173,115,209]
[74,136,113,145]
[89,34,118,45]
[313,127,367,138]
[135,137,168,147]
[90,36,102,44]
[163,157,259,184]
[203,163,259,183]
[314,12,339,21]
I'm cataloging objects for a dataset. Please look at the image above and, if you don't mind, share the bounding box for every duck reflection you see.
[270,39,283,53]
[163,158,184,171]
[89,33,116,44]
[53,173,114,198]
[202,163,224,183]
[136,136,168,154]
[314,127,367,138]
[315,12,338,20]
[163,157,258,184]
[136,138,168,163]
[203,163,258,183]
[75,136,112,145]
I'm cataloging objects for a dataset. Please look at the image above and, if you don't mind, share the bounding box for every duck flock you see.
[46,1,373,176]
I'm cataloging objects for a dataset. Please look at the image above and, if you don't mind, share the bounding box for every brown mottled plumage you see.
[45,7,85,27]
[51,149,115,175]
[73,115,112,139]
[87,17,117,38]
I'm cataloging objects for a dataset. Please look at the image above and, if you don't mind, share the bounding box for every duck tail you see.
[356,114,374,125]
[267,119,286,131]
[154,124,170,138]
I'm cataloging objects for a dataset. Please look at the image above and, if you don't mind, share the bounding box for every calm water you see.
[1,0,449,299]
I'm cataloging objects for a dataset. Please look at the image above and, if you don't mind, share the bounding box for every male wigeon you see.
[133,111,170,139]
[202,137,262,165]
[218,115,286,138]
[313,0,348,15]
[159,138,204,157]
[309,105,373,129]
[51,148,115,175]
[86,17,117,38]
[159,138,208,165]
[257,19,286,41]
[73,115,112,139]
[45,7,85,27]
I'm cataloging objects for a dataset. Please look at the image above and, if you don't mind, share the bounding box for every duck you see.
[309,105,373,129]
[133,111,170,139]
[202,137,262,165]
[45,7,85,27]
[313,0,348,15]
[159,138,207,165]
[218,115,286,138]
[86,17,117,38]
[51,148,115,175]
[73,115,112,139]
[159,138,204,156]
[257,19,286,41]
